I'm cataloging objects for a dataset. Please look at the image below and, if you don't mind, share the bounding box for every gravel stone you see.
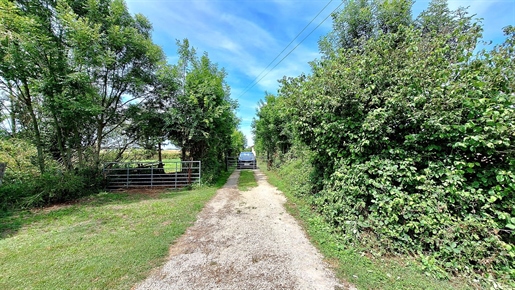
[134,170,355,290]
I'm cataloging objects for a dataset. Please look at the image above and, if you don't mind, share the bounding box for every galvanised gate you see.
[103,160,201,190]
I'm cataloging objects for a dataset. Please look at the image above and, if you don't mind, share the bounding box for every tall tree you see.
[252,92,292,162]
[126,63,179,163]
[319,0,414,57]
[168,40,238,179]
[0,0,49,172]
[0,0,165,171]
[230,129,247,156]
[60,0,165,166]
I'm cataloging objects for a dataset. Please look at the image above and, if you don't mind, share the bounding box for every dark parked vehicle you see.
[237,152,257,169]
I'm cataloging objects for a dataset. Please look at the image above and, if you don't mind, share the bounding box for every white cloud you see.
[126,0,514,150]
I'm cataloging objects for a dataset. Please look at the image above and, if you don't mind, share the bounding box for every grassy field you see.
[259,161,473,290]
[137,158,182,173]
[237,170,257,191]
[0,171,230,290]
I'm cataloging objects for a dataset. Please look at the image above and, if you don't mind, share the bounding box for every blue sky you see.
[125,0,515,146]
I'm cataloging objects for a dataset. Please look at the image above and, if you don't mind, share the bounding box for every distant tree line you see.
[253,0,514,285]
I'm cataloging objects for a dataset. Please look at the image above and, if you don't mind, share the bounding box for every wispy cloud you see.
[126,0,514,146]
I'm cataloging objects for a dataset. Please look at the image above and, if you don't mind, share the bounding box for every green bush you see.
[317,156,514,278]
[0,168,102,211]
[269,24,515,284]
[0,138,103,211]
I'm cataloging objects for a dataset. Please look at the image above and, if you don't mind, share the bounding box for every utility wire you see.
[238,0,334,97]
[238,0,343,99]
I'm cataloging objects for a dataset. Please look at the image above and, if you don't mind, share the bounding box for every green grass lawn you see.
[259,161,473,290]
[0,171,230,290]
[238,170,257,191]
[137,158,182,173]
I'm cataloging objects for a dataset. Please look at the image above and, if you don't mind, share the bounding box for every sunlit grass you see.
[0,171,231,290]
[238,170,257,191]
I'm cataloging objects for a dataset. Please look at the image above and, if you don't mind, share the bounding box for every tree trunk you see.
[22,82,45,173]
[8,90,16,137]
[75,127,84,168]
[51,112,70,170]
[94,119,104,167]
[158,142,162,164]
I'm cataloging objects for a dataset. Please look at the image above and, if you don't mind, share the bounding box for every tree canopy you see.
[0,0,241,208]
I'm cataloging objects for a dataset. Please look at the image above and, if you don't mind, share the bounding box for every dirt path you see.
[135,170,353,290]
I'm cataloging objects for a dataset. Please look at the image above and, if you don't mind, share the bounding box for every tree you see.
[230,129,246,156]
[0,0,165,171]
[126,63,179,163]
[319,0,414,57]
[252,92,292,163]
[0,0,50,172]
[416,0,481,56]
[167,40,238,180]
[60,0,165,166]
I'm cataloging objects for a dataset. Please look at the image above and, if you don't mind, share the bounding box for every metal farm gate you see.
[103,161,201,190]
[226,156,238,169]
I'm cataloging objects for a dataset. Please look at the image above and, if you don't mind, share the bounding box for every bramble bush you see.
[286,24,515,283]
[254,15,515,286]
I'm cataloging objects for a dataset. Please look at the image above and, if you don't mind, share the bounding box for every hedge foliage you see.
[0,138,102,211]
[253,1,515,285]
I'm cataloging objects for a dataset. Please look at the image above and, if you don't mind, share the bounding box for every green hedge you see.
[269,25,515,285]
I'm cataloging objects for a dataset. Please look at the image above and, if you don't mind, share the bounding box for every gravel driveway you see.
[135,170,353,290]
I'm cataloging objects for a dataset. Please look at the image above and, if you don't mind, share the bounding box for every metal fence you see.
[103,161,201,190]
[226,156,238,169]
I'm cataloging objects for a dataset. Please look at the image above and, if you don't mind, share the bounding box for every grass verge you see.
[0,170,231,290]
[260,162,473,290]
[238,170,257,191]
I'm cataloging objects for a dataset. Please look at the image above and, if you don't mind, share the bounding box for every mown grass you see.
[259,160,473,290]
[238,170,258,191]
[0,170,231,290]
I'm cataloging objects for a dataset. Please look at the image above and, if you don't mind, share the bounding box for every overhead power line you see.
[238,0,334,97]
[238,0,343,99]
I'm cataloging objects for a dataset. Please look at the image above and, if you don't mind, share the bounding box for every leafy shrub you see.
[271,23,515,284]
[0,168,102,211]
[275,147,314,197]
[0,138,103,211]
[0,138,42,183]
[199,155,226,185]
[317,156,514,278]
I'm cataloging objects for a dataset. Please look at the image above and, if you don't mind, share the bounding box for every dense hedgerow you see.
[254,11,515,287]
[288,25,515,281]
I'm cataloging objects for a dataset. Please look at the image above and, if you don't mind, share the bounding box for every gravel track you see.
[134,170,353,290]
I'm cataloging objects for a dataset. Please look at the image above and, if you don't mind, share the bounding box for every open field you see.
[136,158,182,173]
[0,171,230,290]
